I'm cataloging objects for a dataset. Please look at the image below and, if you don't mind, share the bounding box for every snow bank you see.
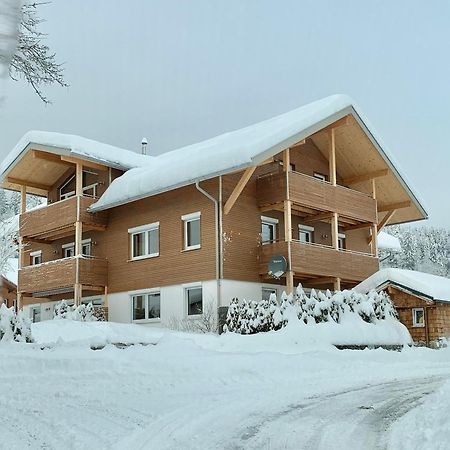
[355,268,450,303]
[32,320,165,347]
[378,231,401,251]
[388,379,450,450]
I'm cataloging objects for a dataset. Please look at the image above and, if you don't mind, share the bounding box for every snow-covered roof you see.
[2,258,18,286]
[355,268,450,303]
[0,130,154,176]
[89,94,427,215]
[377,232,401,251]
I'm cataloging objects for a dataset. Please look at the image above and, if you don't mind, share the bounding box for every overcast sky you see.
[1,1,449,227]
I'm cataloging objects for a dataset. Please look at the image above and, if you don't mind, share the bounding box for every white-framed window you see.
[412,308,425,328]
[62,239,92,258]
[262,287,277,301]
[129,222,160,260]
[186,285,203,316]
[131,291,161,321]
[261,216,278,244]
[313,172,327,182]
[182,212,201,250]
[299,225,314,244]
[338,233,346,250]
[30,305,41,323]
[30,250,42,265]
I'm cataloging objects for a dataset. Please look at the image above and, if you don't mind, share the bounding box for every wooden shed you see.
[356,268,450,347]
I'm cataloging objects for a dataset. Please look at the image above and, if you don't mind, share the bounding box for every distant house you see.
[356,268,450,346]
[0,95,427,325]
[0,258,18,308]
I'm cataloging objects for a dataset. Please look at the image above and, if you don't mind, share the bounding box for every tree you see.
[9,2,67,103]
[0,0,20,77]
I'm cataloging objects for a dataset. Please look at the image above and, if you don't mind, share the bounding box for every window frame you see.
[412,307,425,328]
[298,225,314,244]
[261,216,278,244]
[262,287,277,301]
[129,222,160,261]
[130,289,161,323]
[62,239,92,258]
[185,284,203,317]
[313,172,327,182]
[30,250,42,266]
[338,233,346,250]
[182,212,201,251]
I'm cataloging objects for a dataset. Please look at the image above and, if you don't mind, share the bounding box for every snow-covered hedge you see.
[54,300,98,322]
[0,304,33,342]
[224,286,398,335]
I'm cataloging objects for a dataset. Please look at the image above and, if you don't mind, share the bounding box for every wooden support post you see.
[370,179,378,257]
[223,166,256,215]
[17,186,27,312]
[333,277,341,292]
[283,149,294,294]
[328,128,337,186]
[331,212,339,250]
[74,164,83,306]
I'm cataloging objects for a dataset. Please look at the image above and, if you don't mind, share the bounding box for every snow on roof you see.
[377,232,401,251]
[1,258,18,286]
[90,94,427,213]
[355,268,450,303]
[0,130,154,176]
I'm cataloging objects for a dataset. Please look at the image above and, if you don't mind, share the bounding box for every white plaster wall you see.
[219,279,285,306]
[107,292,132,323]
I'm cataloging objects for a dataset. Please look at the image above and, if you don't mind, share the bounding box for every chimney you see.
[141,137,148,155]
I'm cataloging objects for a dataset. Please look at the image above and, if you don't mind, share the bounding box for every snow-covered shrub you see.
[53,300,98,322]
[0,304,33,343]
[224,285,399,335]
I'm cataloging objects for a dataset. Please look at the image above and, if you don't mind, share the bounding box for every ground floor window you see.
[186,286,203,316]
[262,287,277,301]
[412,308,425,327]
[131,292,161,321]
[31,306,41,323]
[299,225,314,244]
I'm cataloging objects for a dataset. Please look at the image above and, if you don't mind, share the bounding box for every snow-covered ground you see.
[1,321,449,449]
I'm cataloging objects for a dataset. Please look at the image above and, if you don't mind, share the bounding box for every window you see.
[261,216,278,244]
[299,225,314,244]
[131,292,161,321]
[186,286,203,316]
[338,233,346,250]
[62,239,92,258]
[30,250,42,265]
[129,222,160,260]
[31,306,41,323]
[262,287,277,301]
[182,212,201,250]
[412,308,425,327]
[313,172,327,182]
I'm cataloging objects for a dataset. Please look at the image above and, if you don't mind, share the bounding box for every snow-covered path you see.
[1,325,449,450]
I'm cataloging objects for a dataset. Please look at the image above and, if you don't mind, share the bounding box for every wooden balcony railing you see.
[257,171,377,223]
[259,240,379,282]
[20,196,108,241]
[18,256,108,296]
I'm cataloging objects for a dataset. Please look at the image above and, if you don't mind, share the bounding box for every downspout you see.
[195,181,221,328]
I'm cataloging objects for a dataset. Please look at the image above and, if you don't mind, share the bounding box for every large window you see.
[412,308,425,327]
[129,222,160,260]
[186,286,203,316]
[62,239,92,258]
[131,292,161,321]
[30,250,42,265]
[299,225,314,244]
[261,216,278,244]
[182,212,201,250]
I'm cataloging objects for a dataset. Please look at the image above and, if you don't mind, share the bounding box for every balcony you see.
[259,241,379,283]
[18,256,108,296]
[257,171,377,223]
[20,196,108,241]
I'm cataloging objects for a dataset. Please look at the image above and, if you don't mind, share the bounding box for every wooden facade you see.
[0,276,16,308]
[385,285,450,347]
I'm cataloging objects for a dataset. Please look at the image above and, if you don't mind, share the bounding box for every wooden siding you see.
[19,257,107,295]
[259,241,379,282]
[20,196,108,240]
[257,171,377,223]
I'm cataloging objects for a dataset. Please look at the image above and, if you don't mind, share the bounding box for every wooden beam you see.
[378,201,411,212]
[343,222,373,231]
[333,277,341,291]
[6,177,51,192]
[32,150,72,165]
[308,277,337,286]
[342,169,389,185]
[291,139,306,148]
[75,163,83,197]
[223,166,257,215]
[20,185,27,214]
[328,128,337,186]
[377,210,396,233]
[331,212,339,249]
[314,115,350,135]
[302,212,334,224]
[60,155,108,172]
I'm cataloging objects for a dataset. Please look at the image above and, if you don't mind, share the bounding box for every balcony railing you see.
[257,171,377,223]
[18,256,108,296]
[20,196,108,241]
[259,240,379,282]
